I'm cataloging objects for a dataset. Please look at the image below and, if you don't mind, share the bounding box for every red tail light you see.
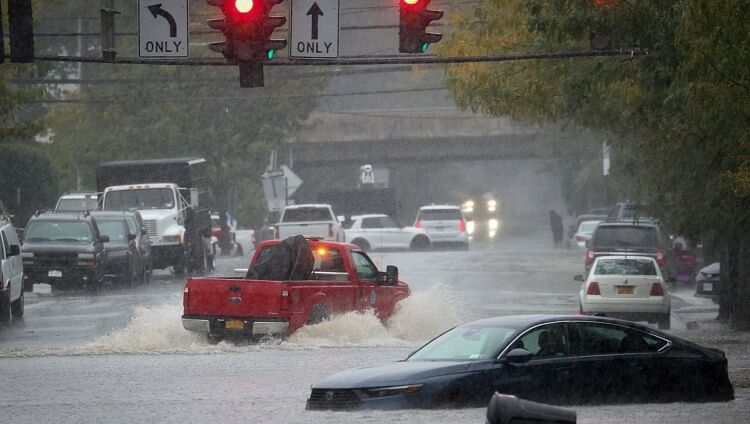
[655,249,666,266]
[575,235,586,242]
[586,282,601,296]
[585,248,595,265]
[274,224,279,239]
[328,223,334,238]
[459,219,466,232]
[415,220,422,228]
[650,282,665,296]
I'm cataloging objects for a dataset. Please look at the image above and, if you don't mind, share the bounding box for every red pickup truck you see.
[182,239,411,341]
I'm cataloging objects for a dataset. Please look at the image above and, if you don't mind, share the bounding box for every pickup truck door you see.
[349,250,394,317]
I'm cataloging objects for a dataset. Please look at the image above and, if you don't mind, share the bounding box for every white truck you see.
[96,158,212,275]
[274,204,343,241]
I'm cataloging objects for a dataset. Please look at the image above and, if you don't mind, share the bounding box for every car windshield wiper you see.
[52,238,84,242]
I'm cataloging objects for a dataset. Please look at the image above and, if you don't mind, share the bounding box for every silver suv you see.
[1,215,24,321]
[414,205,469,250]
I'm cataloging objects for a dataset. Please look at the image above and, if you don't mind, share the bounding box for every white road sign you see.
[290,0,340,59]
[138,0,189,59]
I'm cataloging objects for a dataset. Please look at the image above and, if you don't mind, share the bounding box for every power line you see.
[32,87,449,105]
[32,49,646,67]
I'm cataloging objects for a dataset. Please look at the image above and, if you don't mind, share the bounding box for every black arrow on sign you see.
[148,4,177,38]
[307,2,324,40]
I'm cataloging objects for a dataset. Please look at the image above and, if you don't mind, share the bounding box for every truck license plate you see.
[225,320,244,330]
[48,270,62,278]
[616,286,635,295]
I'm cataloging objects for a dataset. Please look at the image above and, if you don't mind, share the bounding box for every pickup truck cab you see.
[182,239,410,341]
[275,204,343,241]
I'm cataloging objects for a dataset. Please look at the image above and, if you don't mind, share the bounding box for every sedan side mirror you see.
[386,265,399,286]
[573,274,584,282]
[502,348,533,364]
[99,235,110,243]
[8,244,20,257]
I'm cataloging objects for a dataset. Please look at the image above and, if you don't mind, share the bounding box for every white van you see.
[0,217,24,321]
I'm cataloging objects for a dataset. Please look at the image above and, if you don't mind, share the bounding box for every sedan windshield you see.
[103,189,175,210]
[409,325,517,361]
[24,221,93,244]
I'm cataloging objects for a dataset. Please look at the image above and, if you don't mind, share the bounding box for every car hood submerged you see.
[312,360,488,389]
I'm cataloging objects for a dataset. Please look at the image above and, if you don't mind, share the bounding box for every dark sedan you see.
[307,315,733,410]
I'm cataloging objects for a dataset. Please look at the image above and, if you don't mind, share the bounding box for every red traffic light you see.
[235,0,254,13]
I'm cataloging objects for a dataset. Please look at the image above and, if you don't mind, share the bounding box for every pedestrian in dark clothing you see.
[549,210,563,249]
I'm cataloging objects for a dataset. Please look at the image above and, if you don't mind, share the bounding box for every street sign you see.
[290,0,340,59]
[138,0,189,59]
[280,165,303,196]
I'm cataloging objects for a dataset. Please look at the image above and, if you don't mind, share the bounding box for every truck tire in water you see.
[307,304,330,325]
[11,290,24,317]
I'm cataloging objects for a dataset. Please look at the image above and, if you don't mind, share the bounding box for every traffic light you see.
[399,0,443,54]
[207,0,287,87]
[8,0,34,63]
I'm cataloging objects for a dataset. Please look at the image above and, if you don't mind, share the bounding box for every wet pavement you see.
[1,233,747,423]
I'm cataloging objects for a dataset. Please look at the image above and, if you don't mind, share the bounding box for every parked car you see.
[575,255,671,329]
[344,214,430,251]
[54,192,99,212]
[461,195,501,241]
[21,212,108,291]
[183,238,410,343]
[0,216,24,321]
[274,204,343,241]
[91,211,146,286]
[695,262,720,302]
[585,222,676,280]
[414,205,469,250]
[570,219,601,248]
[307,315,734,410]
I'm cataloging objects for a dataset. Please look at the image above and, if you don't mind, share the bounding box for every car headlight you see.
[466,221,475,235]
[487,200,497,212]
[361,384,424,399]
[488,219,499,230]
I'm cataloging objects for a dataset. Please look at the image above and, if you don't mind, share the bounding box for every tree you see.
[440,0,750,327]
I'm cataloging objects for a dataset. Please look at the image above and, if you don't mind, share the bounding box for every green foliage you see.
[441,0,750,325]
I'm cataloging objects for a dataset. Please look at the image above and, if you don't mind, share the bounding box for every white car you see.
[344,214,430,251]
[0,216,24,321]
[576,255,671,330]
[572,219,601,248]
[414,205,469,249]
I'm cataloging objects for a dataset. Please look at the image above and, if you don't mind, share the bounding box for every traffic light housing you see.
[399,0,443,54]
[8,0,34,63]
[207,0,287,87]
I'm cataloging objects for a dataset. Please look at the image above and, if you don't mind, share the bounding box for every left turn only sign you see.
[138,0,189,59]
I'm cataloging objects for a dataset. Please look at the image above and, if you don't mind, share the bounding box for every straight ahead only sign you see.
[138,0,189,59]
[290,0,340,59]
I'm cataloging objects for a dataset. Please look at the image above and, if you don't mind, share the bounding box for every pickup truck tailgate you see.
[278,221,333,239]
[184,277,283,318]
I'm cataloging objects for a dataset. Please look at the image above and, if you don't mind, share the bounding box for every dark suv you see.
[90,212,141,286]
[21,212,109,291]
[585,222,676,279]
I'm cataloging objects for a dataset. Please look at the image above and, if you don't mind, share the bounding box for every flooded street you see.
[1,232,746,423]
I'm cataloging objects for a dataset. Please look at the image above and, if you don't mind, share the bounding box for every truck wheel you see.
[658,313,671,330]
[410,235,431,251]
[0,287,10,323]
[351,239,370,252]
[11,290,24,318]
[307,304,330,325]
[206,334,222,345]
